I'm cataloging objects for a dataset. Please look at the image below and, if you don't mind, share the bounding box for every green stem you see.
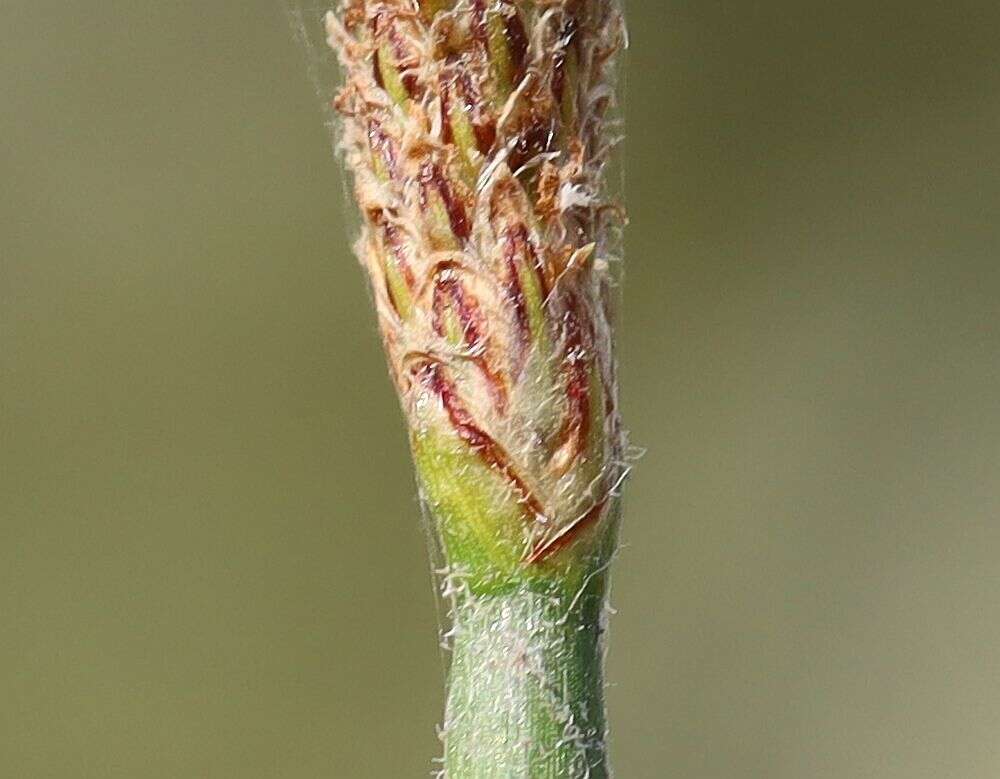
[443,579,610,778]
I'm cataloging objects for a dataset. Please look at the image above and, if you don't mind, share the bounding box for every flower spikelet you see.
[326,0,626,588]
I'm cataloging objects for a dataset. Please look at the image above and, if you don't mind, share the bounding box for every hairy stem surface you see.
[444,580,609,778]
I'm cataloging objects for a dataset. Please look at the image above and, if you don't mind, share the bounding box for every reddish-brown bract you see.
[327,0,626,565]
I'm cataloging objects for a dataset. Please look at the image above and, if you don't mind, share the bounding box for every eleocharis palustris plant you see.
[318,0,628,774]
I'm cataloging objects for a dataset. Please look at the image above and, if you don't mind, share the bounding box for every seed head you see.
[326,0,626,589]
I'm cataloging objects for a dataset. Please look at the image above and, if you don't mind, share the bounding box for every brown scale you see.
[489,180,554,296]
[501,224,549,365]
[551,18,578,113]
[366,209,416,318]
[502,230,534,357]
[503,9,529,85]
[367,119,400,178]
[383,223,416,286]
[468,0,489,47]
[419,161,471,243]
[438,58,497,155]
[469,0,528,91]
[431,274,509,413]
[507,115,557,176]
[553,294,592,469]
[371,10,423,100]
[525,496,606,563]
[415,361,545,521]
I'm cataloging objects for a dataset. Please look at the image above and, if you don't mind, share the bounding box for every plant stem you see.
[321,1,628,773]
[443,579,609,778]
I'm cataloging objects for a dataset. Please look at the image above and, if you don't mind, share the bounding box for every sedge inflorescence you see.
[326,0,626,588]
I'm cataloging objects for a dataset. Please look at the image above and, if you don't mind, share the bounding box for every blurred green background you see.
[3,1,1000,776]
